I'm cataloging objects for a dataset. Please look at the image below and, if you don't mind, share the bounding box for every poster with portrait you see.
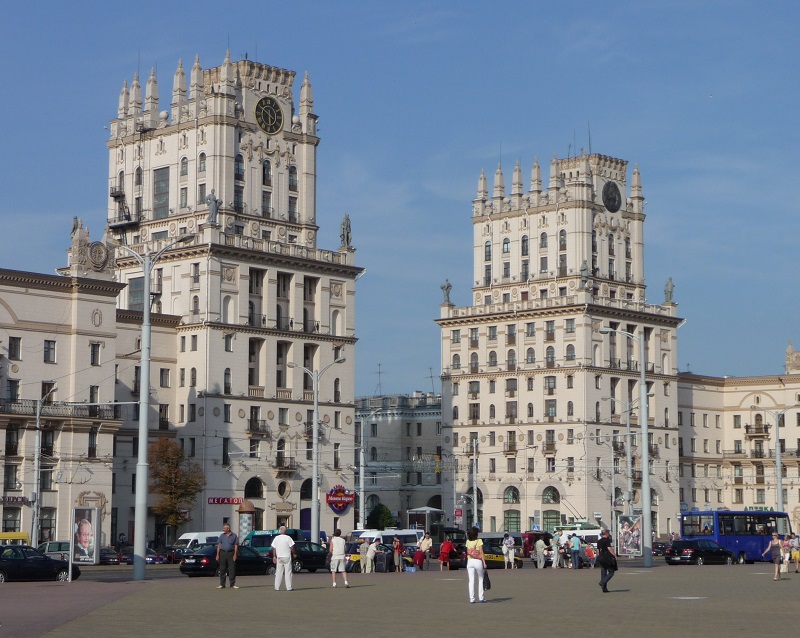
[617,515,642,557]
[70,507,99,565]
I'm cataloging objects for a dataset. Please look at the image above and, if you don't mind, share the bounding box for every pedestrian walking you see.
[465,526,487,603]
[596,528,617,593]
[271,526,296,591]
[216,523,239,589]
[762,532,784,581]
[364,537,378,573]
[534,536,547,570]
[502,533,515,569]
[328,529,349,588]
[789,532,800,573]
[359,538,369,573]
[419,533,433,570]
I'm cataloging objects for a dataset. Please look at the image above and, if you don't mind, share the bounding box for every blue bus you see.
[680,510,792,564]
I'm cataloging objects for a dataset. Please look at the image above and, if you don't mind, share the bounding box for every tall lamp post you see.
[31,385,58,546]
[289,357,345,545]
[752,403,799,512]
[600,326,652,567]
[115,233,195,580]
[357,408,384,529]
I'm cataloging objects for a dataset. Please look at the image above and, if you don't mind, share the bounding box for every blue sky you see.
[2,1,798,396]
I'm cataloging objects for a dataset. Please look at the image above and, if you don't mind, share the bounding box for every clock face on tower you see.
[255,96,283,135]
[602,181,622,213]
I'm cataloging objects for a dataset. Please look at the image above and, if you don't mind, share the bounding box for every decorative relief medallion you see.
[498,435,504,443]
[558,433,564,441]
[307,231,314,242]
[169,222,177,234]
[224,268,235,282]
[251,222,259,234]
[475,293,482,304]
[11,364,19,374]
[461,436,467,444]
[323,414,330,423]
[444,436,450,444]
[88,242,109,271]
[91,309,103,327]
[213,407,220,417]
[187,219,196,231]
[267,411,275,420]
[568,280,575,290]
[332,284,342,298]
[536,433,543,442]
[238,409,246,418]
[198,407,205,417]
[278,227,286,237]
[345,416,352,425]
[480,436,486,443]
[296,412,303,422]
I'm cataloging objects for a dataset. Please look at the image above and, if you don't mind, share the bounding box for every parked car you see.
[335,542,413,573]
[158,546,197,565]
[481,539,525,569]
[121,546,166,565]
[0,545,81,582]
[665,539,734,565]
[652,542,670,556]
[179,544,268,577]
[38,540,71,562]
[290,541,328,573]
[99,547,121,565]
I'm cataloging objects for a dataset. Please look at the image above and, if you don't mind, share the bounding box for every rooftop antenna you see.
[587,121,593,155]
[426,367,437,394]
[373,363,384,396]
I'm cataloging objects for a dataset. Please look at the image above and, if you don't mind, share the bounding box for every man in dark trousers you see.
[216,523,239,589]
[597,528,617,593]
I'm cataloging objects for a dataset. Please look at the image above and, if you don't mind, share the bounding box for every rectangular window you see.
[90,343,101,366]
[261,190,272,217]
[189,438,196,457]
[191,335,198,351]
[507,457,516,473]
[129,276,144,312]
[43,340,56,363]
[153,167,170,219]
[188,404,196,422]
[565,318,575,333]
[222,438,230,466]
[525,323,535,337]
[224,404,231,423]
[159,368,170,387]
[733,415,741,428]
[198,183,206,204]
[180,187,188,209]
[8,336,21,360]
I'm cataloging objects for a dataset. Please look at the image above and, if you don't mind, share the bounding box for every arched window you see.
[244,477,264,498]
[595,401,601,422]
[470,352,479,372]
[262,160,271,185]
[180,157,188,176]
[300,478,313,500]
[526,348,536,364]
[452,406,459,420]
[546,346,555,366]
[489,351,498,367]
[507,349,516,369]
[288,165,298,191]
[190,368,197,387]
[468,487,483,504]
[625,237,631,258]
[331,309,340,336]
[592,230,598,253]
[559,229,567,251]
[192,296,200,314]
[224,368,232,394]
[540,232,548,249]
[504,486,520,504]
[366,494,380,512]
[198,153,207,173]
[222,296,232,323]
[276,438,286,466]
[527,403,534,418]
[661,353,669,374]
[370,447,377,462]
[542,486,560,504]
[234,154,245,181]
[608,233,615,256]
[521,235,529,256]
[333,378,341,403]
[567,401,574,416]
[664,407,670,427]
[452,354,461,370]
[592,344,600,366]
[484,241,492,261]
[489,404,496,419]
[135,167,143,186]
[117,171,124,188]
[502,238,510,254]
[565,344,575,361]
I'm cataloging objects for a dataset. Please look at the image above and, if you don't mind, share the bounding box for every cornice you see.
[116,309,182,328]
[0,269,125,297]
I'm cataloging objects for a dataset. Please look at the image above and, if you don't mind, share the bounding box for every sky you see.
[2,1,799,397]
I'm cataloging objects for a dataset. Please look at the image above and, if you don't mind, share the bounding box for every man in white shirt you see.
[328,529,349,588]
[419,533,433,570]
[364,537,378,573]
[271,526,296,591]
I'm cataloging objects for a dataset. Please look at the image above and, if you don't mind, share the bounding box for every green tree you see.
[366,503,394,530]
[149,438,206,530]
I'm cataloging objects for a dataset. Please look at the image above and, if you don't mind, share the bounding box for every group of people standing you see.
[762,531,800,581]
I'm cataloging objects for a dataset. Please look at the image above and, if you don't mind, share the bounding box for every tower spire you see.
[118,80,129,119]
[493,164,505,200]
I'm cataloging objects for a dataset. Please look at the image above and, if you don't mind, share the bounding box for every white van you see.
[359,529,424,549]
[174,531,223,551]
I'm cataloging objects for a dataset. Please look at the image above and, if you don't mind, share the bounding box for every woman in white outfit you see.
[465,526,487,604]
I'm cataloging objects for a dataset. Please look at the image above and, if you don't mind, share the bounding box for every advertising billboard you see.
[71,507,100,565]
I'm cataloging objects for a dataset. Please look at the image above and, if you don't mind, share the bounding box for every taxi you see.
[481,539,524,569]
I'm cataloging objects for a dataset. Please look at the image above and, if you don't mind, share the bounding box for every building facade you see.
[355,393,445,526]
[678,345,800,530]
[102,52,363,543]
[0,261,124,546]
[438,153,683,537]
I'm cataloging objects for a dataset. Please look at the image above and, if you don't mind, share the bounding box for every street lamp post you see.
[358,408,384,530]
[115,233,195,580]
[752,403,799,512]
[289,358,345,545]
[31,385,58,546]
[601,326,652,567]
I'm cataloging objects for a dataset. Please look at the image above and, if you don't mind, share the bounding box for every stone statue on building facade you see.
[205,189,221,225]
[664,277,675,303]
[340,213,352,248]
[441,279,452,304]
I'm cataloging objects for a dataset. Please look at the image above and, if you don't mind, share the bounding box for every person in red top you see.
[439,536,455,571]
[393,537,405,573]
